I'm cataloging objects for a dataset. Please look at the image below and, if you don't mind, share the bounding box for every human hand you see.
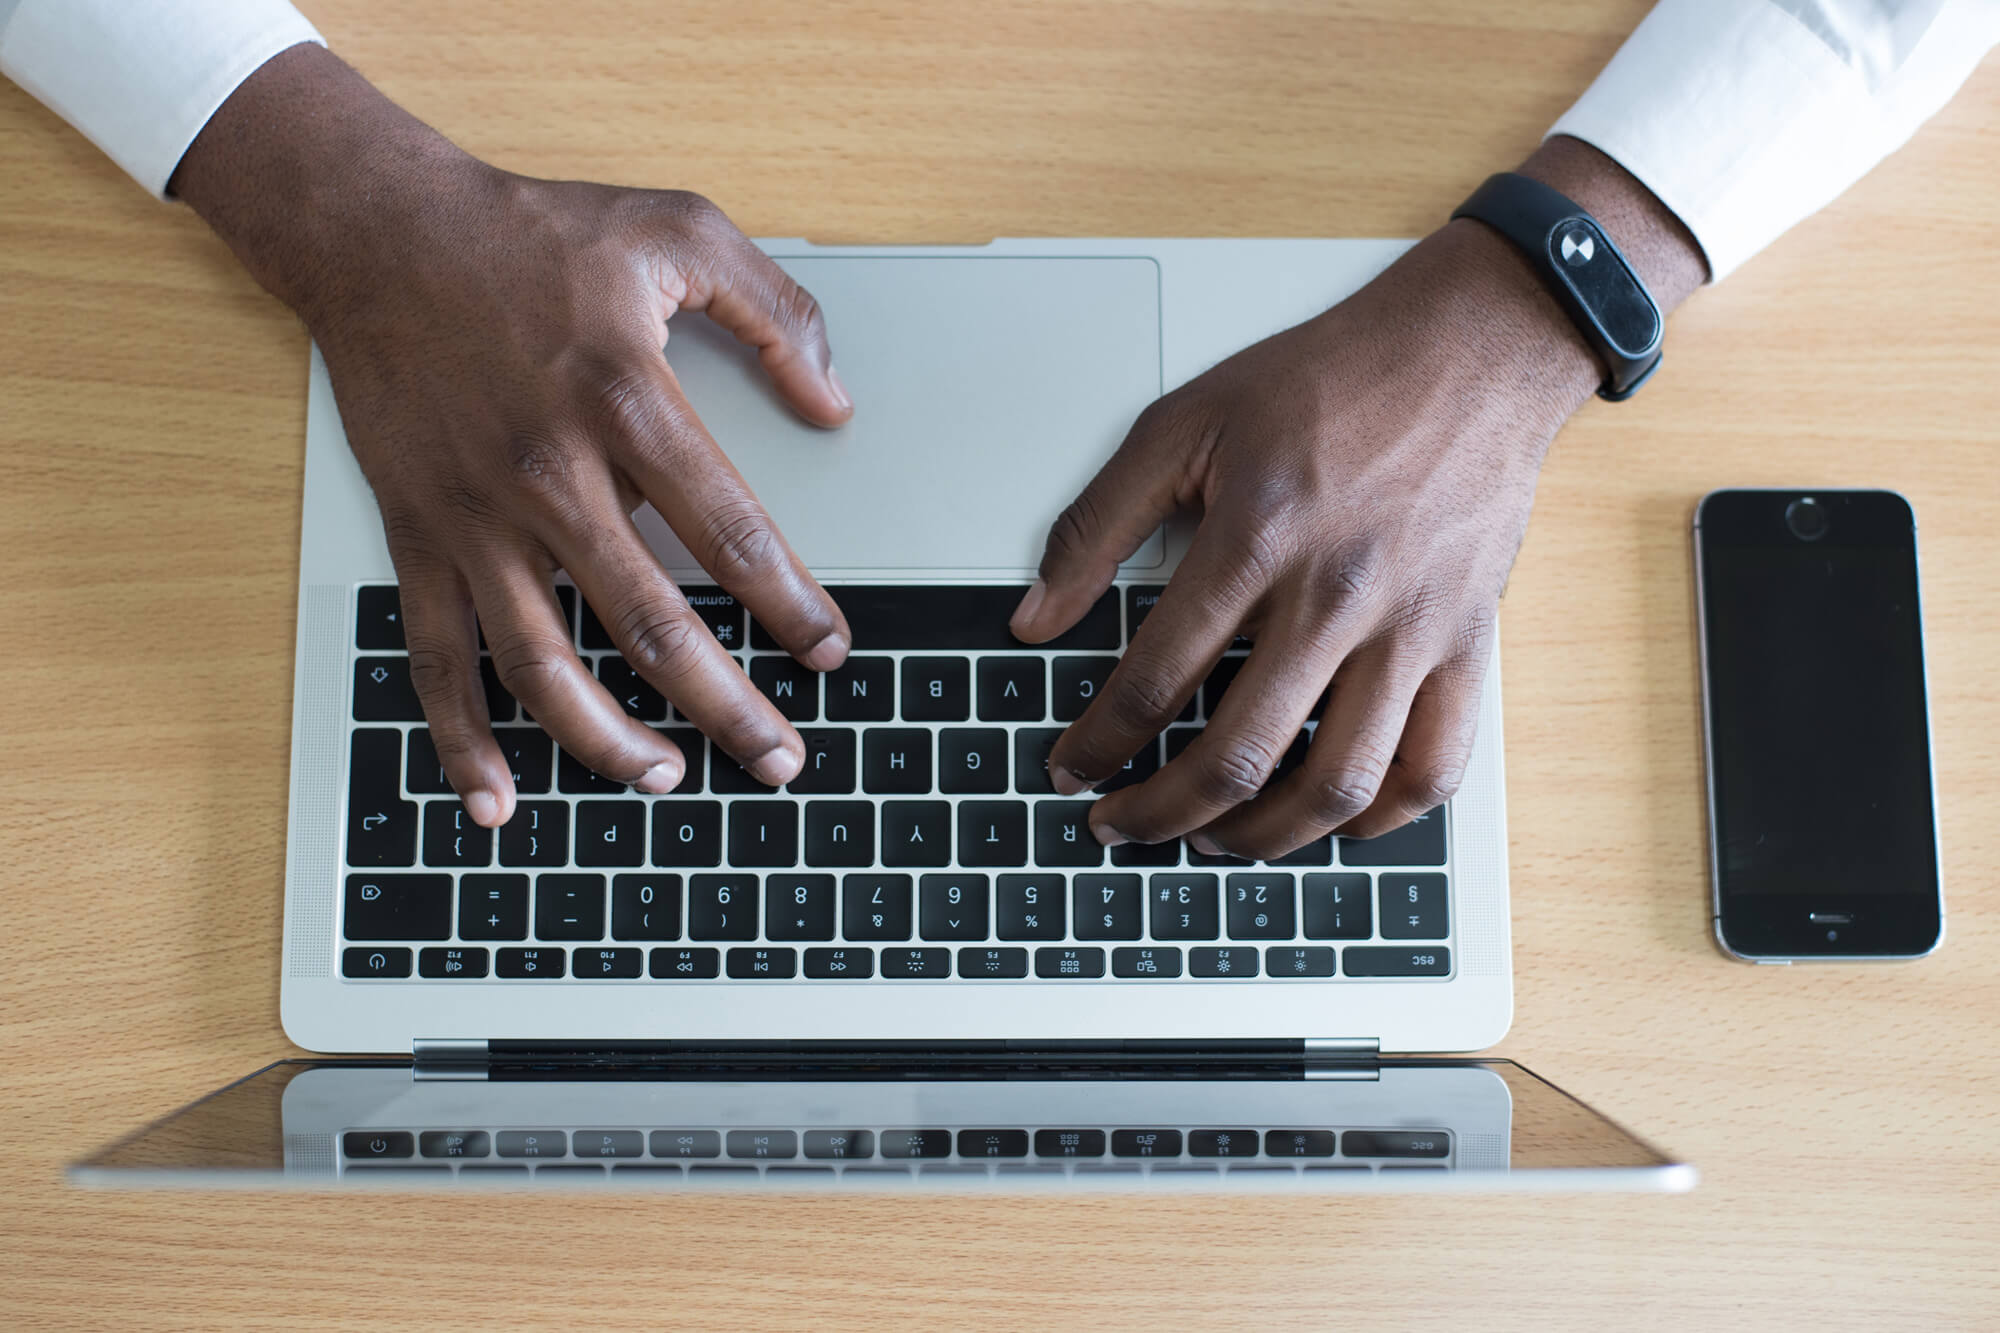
[174,45,852,827]
[1011,171,1700,858]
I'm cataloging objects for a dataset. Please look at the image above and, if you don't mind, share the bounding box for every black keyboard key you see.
[1111,1129,1181,1158]
[597,656,667,721]
[1034,801,1103,867]
[573,1130,645,1158]
[576,800,647,867]
[347,729,416,866]
[1012,727,1063,796]
[342,946,412,978]
[1034,1129,1106,1158]
[557,747,625,794]
[844,874,913,941]
[824,656,894,721]
[1113,945,1183,978]
[420,792,494,868]
[496,947,566,978]
[977,657,1045,721]
[1226,872,1296,939]
[611,874,681,940]
[460,873,529,940]
[709,746,780,794]
[1268,836,1334,867]
[995,875,1064,940]
[1189,945,1259,978]
[343,1129,415,1158]
[418,946,489,979]
[353,656,424,721]
[1050,656,1117,722]
[1342,1130,1450,1158]
[804,946,874,979]
[1188,1130,1259,1158]
[344,873,451,940]
[919,874,989,941]
[640,727,703,796]
[553,585,578,640]
[1099,736,1161,794]
[479,657,517,722]
[1073,874,1142,939]
[574,946,643,978]
[1266,945,1337,978]
[879,1128,953,1159]
[496,1130,568,1158]
[862,729,932,794]
[535,873,605,940]
[728,800,799,867]
[1164,726,1200,761]
[355,586,405,650]
[939,728,1008,794]
[900,656,969,722]
[956,800,1027,867]
[788,729,856,794]
[803,1130,875,1159]
[881,800,950,867]
[1343,946,1450,977]
[881,946,951,978]
[1340,808,1447,866]
[726,1129,798,1159]
[804,800,875,867]
[579,597,615,650]
[651,1129,722,1158]
[958,946,1028,978]
[1378,873,1450,939]
[751,656,819,721]
[1148,873,1219,940]
[683,585,746,653]
[1124,585,1164,638]
[498,799,571,867]
[1200,655,1247,719]
[405,729,454,794]
[726,946,798,979]
[493,727,555,794]
[650,946,721,979]
[419,1130,491,1159]
[957,1130,1029,1158]
[688,874,757,940]
[1035,946,1105,978]
[653,801,722,868]
[1112,838,1181,867]
[766,874,837,940]
[755,586,1117,652]
[1265,1130,1337,1157]
[1302,873,1372,939]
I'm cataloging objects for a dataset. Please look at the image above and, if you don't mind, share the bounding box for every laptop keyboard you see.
[341,582,1453,983]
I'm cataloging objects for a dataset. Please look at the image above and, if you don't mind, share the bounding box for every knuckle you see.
[403,640,466,703]
[1303,767,1381,826]
[501,432,576,505]
[489,633,569,705]
[1099,656,1186,736]
[618,604,709,679]
[660,189,726,236]
[701,501,785,582]
[1044,491,1105,565]
[586,367,662,451]
[1192,737,1281,807]
[774,278,826,341]
[1321,540,1384,609]
[1405,761,1466,813]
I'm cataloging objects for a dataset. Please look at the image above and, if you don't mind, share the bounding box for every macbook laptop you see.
[73,239,1687,1191]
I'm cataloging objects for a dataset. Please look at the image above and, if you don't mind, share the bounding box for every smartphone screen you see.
[1695,489,1941,959]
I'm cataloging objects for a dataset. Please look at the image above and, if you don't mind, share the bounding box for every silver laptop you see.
[74,239,1687,1191]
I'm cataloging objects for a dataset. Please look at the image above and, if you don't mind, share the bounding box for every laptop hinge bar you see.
[1303,1038,1381,1055]
[414,1039,491,1081]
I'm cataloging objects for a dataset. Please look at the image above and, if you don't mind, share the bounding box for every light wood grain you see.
[3,2,1996,1328]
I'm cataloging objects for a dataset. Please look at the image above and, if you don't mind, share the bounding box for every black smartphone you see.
[1693,488,1943,962]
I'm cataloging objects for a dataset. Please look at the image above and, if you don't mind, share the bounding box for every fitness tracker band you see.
[1451,172,1664,401]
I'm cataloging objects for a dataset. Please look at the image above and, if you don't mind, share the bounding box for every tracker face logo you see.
[1560,230,1596,265]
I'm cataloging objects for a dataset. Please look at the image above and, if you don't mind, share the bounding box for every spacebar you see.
[751,585,1121,651]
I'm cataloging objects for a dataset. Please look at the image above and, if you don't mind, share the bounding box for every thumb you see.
[1011,398,1201,643]
[662,196,853,428]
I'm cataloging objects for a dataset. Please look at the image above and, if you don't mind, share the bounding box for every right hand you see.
[175,48,854,829]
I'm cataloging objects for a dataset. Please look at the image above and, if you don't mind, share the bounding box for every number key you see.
[1226,873,1296,939]
[1378,873,1449,939]
[1073,874,1142,940]
[995,874,1064,941]
[1147,874,1219,940]
[688,874,758,940]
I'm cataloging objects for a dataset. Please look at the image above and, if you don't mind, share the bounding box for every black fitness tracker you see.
[1451,172,1664,401]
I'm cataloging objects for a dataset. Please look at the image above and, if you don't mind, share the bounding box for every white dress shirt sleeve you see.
[0,0,322,199]
[1551,0,2000,280]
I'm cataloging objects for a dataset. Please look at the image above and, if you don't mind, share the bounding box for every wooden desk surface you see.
[3,2,1996,1326]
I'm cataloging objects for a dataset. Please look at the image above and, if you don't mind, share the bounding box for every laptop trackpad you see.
[640,255,1164,574]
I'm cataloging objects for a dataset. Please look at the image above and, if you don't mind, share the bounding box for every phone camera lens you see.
[1785,497,1829,541]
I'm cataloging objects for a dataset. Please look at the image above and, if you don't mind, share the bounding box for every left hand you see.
[1007,219,1602,858]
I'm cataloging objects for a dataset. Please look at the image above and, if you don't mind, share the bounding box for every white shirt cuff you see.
[0,0,324,198]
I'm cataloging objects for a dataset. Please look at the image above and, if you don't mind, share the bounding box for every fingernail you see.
[827,366,852,412]
[1051,766,1091,798]
[1010,578,1047,635]
[1091,822,1129,848]
[633,759,684,795]
[802,631,848,672]
[749,744,802,787]
[463,789,500,827]
[1188,830,1222,856]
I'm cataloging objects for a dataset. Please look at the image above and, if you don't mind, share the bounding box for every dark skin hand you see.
[172,44,853,828]
[1012,135,1707,858]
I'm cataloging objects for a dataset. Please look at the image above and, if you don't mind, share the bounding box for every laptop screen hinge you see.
[1303,1038,1380,1055]
[414,1039,491,1081]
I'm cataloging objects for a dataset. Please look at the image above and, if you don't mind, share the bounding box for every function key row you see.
[340,942,1453,981]
[343,871,1446,944]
